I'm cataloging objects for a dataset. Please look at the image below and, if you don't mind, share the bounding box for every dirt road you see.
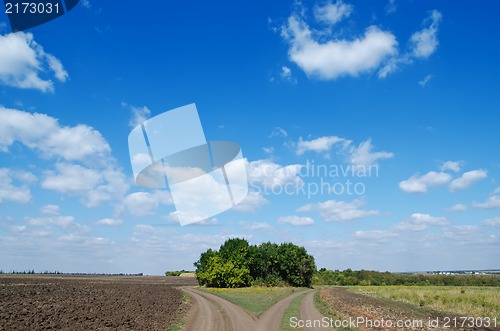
[183,287,322,331]
[182,287,256,331]
[300,290,333,331]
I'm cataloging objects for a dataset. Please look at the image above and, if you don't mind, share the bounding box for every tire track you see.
[299,289,333,331]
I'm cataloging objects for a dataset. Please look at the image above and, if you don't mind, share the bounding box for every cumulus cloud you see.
[281,15,397,80]
[399,171,451,193]
[0,168,33,204]
[385,0,397,14]
[0,32,68,92]
[0,107,111,162]
[349,139,394,167]
[473,188,500,209]
[96,218,123,226]
[378,10,442,78]
[449,170,487,192]
[296,136,348,155]
[313,0,353,25]
[232,191,269,213]
[246,159,303,191]
[119,191,173,217]
[484,217,500,228]
[278,215,314,226]
[0,107,129,207]
[441,161,461,172]
[395,213,448,231]
[280,66,294,82]
[127,104,151,128]
[241,222,272,231]
[410,10,442,58]
[40,204,61,215]
[298,199,379,222]
[26,215,76,228]
[354,230,396,243]
[295,136,392,167]
[448,203,467,212]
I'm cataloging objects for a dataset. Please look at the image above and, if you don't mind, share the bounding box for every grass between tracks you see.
[199,287,307,315]
[280,292,307,331]
[349,286,500,319]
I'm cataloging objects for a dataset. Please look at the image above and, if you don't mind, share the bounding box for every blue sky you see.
[1,0,499,274]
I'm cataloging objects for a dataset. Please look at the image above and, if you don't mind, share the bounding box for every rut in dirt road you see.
[300,290,333,331]
[182,287,324,331]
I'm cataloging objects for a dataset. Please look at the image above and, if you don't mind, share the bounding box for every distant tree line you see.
[313,268,500,287]
[194,238,316,288]
[165,270,193,276]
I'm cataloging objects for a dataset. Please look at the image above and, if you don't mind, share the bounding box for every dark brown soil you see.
[319,287,499,331]
[0,275,197,331]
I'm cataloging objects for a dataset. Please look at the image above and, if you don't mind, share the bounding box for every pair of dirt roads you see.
[182,287,325,331]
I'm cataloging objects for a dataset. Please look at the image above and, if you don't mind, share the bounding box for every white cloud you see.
[440,161,461,172]
[0,107,129,208]
[246,159,303,191]
[0,168,33,204]
[42,163,102,194]
[418,74,433,87]
[269,127,288,138]
[395,213,448,231]
[378,10,442,78]
[241,222,272,231]
[0,32,68,92]
[262,147,275,155]
[26,215,76,228]
[128,104,151,128]
[448,203,467,212]
[40,204,61,215]
[354,230,396,242]
[0,107,111,162]
[449,169,487,192]
[349,139,394,167]
[385,0,397,14]
[473,189,500,209]
[399,171,451,193]
[82,0,91,9]
[280,66,293,81]
[232,191,269,213]
[281,16,397,80]
[313,0,353,25]
[410,10,442,58]
[278,215,314,226]
[120,191,173,217]
[296,136,347,155]
[97,218,122,226]
[298,199,379,222]
[484,217,500,228]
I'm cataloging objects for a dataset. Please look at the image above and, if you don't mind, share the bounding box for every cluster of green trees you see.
[194,238,316,288]
[165,270,193,276]
[313,268,500,286]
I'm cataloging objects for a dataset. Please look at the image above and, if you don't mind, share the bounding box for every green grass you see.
[199,287,306,315]
[280,292,306,331]
[314,289,356,331]
[168,291,191,331]
[350,286,500,319]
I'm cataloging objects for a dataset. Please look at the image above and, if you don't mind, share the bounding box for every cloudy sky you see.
[1,0,499,274]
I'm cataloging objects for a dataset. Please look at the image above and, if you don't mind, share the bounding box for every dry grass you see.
[350,286,500,319]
